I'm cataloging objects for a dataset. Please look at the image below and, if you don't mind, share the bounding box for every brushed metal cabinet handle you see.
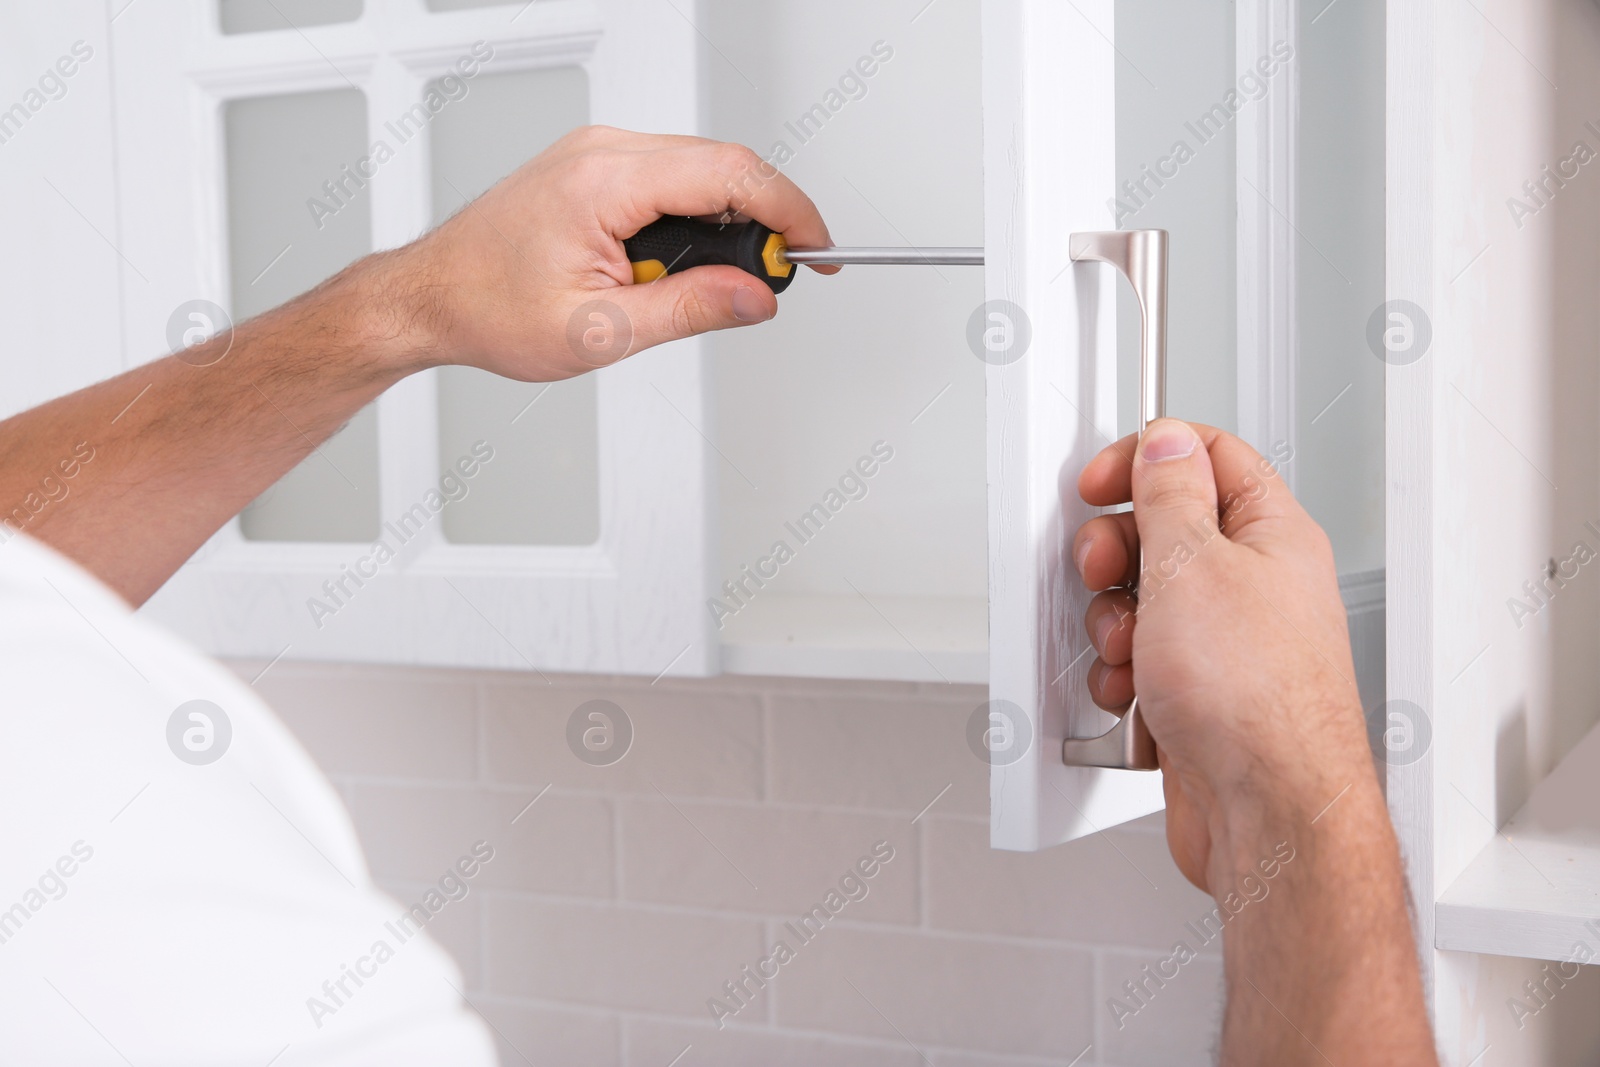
[1060,229,1167,772]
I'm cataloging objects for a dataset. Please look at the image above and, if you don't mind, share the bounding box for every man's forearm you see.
[0,250,435,604]
[1217,776,1437,1065]
[0,130,838,603]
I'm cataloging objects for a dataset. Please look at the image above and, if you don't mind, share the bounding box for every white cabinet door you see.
[981,0,1330,851]
[981,0,1168,851]
[111,0,718,678]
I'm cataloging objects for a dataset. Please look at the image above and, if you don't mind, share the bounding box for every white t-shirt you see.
[0,533,495,1065]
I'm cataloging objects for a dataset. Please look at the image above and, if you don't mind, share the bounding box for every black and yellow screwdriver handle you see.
[623,217,796,294]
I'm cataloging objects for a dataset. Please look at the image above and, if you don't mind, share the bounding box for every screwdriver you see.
[623,217,984,294]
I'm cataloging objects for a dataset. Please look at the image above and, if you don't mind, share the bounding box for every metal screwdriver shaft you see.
[781,246,984,266]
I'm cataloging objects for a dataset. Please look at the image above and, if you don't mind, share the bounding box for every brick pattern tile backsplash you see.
[239,663,1224,1067]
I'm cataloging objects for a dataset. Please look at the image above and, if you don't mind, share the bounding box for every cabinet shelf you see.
[719,593,986,684]
[1436,717,1600,963]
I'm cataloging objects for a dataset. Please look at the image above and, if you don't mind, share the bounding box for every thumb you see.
[606,265,776,355]
[1131,419,1220,572]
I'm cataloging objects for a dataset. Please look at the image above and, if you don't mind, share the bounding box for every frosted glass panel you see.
[220,0,362,34]
[1295,0,1385,572]
[430,67,598,545]
[238,407,381,542]
[429,66,589,220]
[1115,0,1238,436]
[227,89,380,543]
[436,369,600,545]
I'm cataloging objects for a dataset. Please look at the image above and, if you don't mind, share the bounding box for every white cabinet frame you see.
[115,0,718,679]
[1234,0,1299,482]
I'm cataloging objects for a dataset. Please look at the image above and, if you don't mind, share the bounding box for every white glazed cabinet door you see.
[112,0,718,678]
[982,0,1167,850]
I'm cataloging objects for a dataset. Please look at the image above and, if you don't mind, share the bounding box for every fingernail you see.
[1140,419,1197,463]
[1074,536,1094,581]
[1094,612,1117,651]
[732,286,770,323]
[1090,659,1111,691]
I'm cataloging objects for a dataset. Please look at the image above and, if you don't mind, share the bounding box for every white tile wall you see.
[240,663,1237,1067]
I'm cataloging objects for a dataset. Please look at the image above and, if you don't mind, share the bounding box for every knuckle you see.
[1216,427,1248,450]
[713,143,764,183]
[669,288,712,337]
[569,124,616,147]
[550,126,596,157]
[565,147,616,190]
[1137,474,1202,517]
[1303,520,1336,564]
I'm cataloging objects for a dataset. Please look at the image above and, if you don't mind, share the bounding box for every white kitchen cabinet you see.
[1385,1,1600,1061]
[113,0,721,678]
[18,1,1392,849]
